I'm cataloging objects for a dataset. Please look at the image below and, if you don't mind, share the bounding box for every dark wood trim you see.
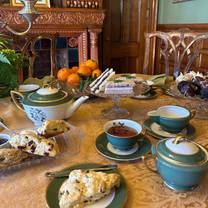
[138,0,158,74]
[157,24,208,31]
[0,6,105,29]
[0,5,105,13]
[102,0,158,73]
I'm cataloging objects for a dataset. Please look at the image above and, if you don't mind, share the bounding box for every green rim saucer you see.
[132,89,157,99]
[95,133,151,162]
[46,163,127,208]
[143,118,196,139]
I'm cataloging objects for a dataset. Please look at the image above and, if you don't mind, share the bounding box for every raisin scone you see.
[9,133,59,157]
[59,169,120,208]
[0,148,29,168]
[37,120,70,137]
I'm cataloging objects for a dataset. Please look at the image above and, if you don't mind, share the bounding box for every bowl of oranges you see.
[57,59,101,96]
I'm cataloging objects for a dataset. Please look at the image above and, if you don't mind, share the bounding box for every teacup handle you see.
[147,110,157,116]
[147,110,160,123]
[142,154,158,173]
[10,91,25,112]
[190,110,196,119]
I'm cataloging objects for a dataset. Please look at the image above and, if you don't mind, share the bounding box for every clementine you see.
[67,73,81,85]
[92,69,102,78]
[71,66,79,73]
[77,65,92,77]
[85,59,97,70]
[57,68,72,82]
[79,63,86,68]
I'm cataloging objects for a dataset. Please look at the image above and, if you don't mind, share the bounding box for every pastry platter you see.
[163,71,208,119]
[46,163,127,208]
[0,121,82,174]
[164,82,208,119]
[77,69,153,119]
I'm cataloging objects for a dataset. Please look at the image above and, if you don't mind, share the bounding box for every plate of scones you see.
[46,163,127,208]
[0,120,81,174]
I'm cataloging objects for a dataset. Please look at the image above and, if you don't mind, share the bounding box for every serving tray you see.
[0,124,83,175]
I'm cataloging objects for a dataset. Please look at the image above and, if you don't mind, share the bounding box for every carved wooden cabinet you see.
[0,6,105,79]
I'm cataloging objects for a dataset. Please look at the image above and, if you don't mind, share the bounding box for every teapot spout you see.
[66,95,89,118]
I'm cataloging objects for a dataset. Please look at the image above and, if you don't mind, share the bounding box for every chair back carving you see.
[143,29,208,76]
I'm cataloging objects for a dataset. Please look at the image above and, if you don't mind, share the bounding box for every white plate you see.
[86,189,115,208]
[107,143,139,156]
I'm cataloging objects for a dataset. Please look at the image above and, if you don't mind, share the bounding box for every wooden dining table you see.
[0,82,208,208]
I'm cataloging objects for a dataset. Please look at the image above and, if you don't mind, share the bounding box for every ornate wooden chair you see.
[143,29,208,77]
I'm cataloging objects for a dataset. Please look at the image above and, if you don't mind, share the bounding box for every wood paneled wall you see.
[155,24,208,74]
[102,0,158,74]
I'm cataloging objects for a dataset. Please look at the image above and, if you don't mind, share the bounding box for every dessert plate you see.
[46,163,127,208]
[132,89,157,99]
[143,118,195,139]
[95,133,151,162]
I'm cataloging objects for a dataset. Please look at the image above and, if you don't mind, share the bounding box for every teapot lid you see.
[23,87,73,106]
[36,87,59,95]
[156,136,208,167]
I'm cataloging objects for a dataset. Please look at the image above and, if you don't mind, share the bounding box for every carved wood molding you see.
[0,6,105,28]
[0,6,105,79]
[78,30,88,63]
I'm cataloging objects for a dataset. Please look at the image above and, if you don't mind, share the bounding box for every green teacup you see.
[148,105,195,133]
[104,119,142,151]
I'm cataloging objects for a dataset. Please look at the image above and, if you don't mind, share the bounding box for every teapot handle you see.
[142,154,158,173]
[10,91,25,112]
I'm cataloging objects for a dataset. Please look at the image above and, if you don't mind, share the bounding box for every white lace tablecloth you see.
[0,89,208,208]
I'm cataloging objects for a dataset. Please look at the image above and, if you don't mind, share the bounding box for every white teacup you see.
[12,84,40,104]
[148,105,195,133]
[18,84,40,94]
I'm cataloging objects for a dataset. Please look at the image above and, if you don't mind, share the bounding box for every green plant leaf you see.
[0,38,7,49]
[0,53,10,64]
[0,48,28,89]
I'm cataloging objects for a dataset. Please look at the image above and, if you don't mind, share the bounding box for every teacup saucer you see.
[107,143,139,155]
[143,118,195,139]
[95,133,151,162]
[150,122,187,138]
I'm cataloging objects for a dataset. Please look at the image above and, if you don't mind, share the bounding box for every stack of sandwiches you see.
[90,69,145,95]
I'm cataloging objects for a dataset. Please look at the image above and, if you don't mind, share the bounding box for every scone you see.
[37,120,70,137]
[0,148,29,168]
[59,169,120,208]
[9,133,59,157]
